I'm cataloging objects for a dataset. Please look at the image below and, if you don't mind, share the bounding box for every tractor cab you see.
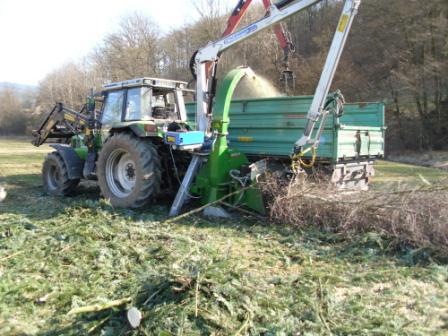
[100,77,189,126]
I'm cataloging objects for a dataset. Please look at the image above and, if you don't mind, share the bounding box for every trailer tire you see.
[97,133,161,208]
[42,152,80,196]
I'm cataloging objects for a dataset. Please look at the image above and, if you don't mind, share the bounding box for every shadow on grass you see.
[35,275,206,336]
[0,173,101,220]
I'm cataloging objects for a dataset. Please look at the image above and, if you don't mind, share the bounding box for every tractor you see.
[32,78,199,208]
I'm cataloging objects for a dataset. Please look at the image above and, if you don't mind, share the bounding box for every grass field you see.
[0,138,447,335]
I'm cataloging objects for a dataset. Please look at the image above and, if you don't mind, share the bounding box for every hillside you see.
[0,82,37,94]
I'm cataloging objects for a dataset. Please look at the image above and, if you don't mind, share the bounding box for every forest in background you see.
[0,0,447,151]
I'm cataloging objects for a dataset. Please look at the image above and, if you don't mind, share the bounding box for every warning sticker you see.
[338,14,349,32]
[237,136,253,143]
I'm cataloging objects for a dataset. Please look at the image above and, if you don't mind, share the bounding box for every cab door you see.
[100,90,126,142]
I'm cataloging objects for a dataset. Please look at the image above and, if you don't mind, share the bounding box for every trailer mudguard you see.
[49,144,84,179]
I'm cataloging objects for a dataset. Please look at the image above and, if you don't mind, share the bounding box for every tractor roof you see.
[102,77,188,91]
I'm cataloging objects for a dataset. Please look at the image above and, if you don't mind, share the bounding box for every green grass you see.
[1,138,447,335]
[373,160,447,186]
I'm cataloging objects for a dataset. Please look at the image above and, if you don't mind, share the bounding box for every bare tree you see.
[92,12,161,82]
[0,88,27,135]
[37,59,100,111]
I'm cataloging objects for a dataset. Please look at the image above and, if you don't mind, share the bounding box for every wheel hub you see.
[47,163,61,190]
[105,149,137,198]
[125,163,135,179]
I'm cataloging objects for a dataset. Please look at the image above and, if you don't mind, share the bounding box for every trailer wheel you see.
[42,152,80,196]
[97,133,161,208]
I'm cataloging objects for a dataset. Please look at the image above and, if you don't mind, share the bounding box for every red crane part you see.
[204,0,295,77]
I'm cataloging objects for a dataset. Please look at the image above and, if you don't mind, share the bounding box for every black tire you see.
[42,152,80,196]
[97,133,161,208]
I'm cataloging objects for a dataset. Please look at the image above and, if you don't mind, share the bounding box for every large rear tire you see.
[97,133,161,208]
[42,152,80,196]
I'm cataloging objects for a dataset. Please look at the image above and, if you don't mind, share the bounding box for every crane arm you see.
[223,0,293,51]
[195,0,360,148]
[294,0,360,153]
[199,0,296,88]
[195,0,316,65]
[222,0,254,37]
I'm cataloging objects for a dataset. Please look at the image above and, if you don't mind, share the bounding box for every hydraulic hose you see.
[275,0,296,10]
[189,50,198,80]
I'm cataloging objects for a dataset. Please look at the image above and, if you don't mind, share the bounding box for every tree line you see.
[0,85,35,135]
[1,0,447,151]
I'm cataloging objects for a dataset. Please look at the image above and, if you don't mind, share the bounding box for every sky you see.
[0,0,203,86]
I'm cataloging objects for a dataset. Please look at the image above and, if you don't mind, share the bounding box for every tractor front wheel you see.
[97,133,161,208]
[42,152,80,196]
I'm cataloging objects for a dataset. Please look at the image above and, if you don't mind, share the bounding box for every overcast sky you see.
[0,0,205,85]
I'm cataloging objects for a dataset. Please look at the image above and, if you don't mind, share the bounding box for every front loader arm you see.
[32,103,90,147]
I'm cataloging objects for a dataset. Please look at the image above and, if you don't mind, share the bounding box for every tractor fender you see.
[49,144,84,179]
[128,124,147,137]
[110,124,158,138]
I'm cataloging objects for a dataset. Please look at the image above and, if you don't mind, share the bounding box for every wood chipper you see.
[32,0,384,216]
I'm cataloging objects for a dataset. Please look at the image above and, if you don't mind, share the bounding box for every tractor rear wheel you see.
[42,152,80,196]
[97,133,161,208]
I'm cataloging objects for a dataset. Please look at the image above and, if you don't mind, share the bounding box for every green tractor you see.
[32,78,203,208]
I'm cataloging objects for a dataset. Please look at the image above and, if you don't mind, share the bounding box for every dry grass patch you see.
[262,175,448,261]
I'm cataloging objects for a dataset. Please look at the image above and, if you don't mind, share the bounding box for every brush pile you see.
[261,174,448,260]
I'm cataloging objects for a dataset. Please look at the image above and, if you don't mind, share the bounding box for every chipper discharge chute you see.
[189,68,266,215]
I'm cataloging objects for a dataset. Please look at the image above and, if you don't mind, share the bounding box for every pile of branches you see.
[261,175,448,260]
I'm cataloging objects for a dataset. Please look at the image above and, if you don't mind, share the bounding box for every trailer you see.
[186,94,385,189]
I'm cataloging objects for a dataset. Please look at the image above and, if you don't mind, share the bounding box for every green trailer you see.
[186,95,385,189]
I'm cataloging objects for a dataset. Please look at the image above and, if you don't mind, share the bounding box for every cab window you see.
[124,87,152,121]
[125,88,141,121]
[152,90,177,119]
[102,90,124,125]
